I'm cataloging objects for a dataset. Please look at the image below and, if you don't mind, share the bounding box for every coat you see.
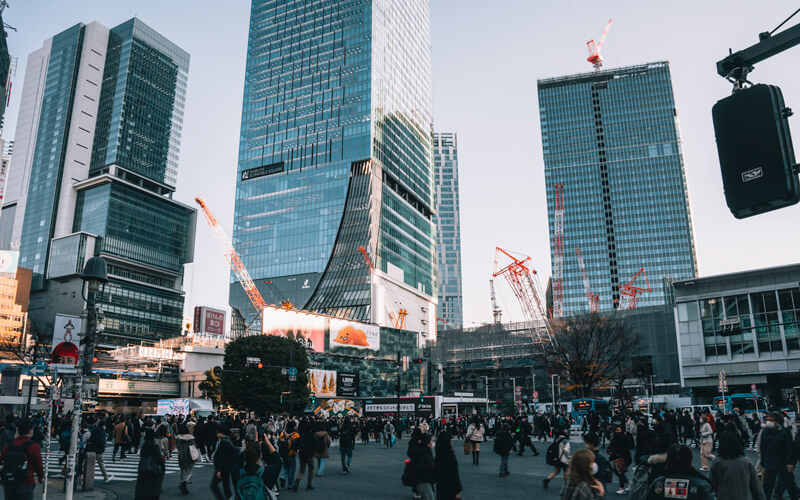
[134,440,164,499]
[176,434,195,469]
[759,426,794,471]
[560,481,601,500]
[408,445,436,484]
[313,431,331,459]
[709,455,766,500]
[113,422,128,444]
[466,423,484,442]
[434,447,462,500]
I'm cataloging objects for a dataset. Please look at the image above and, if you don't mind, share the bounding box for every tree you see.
[543,313,641,399]
[221,335,310,415]
[198,369,223,407]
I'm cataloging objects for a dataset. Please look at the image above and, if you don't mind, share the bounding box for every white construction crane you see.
[575,248,599,314]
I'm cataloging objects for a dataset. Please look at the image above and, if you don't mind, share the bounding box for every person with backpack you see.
[583,432,612,491]
[384,419,396,449]
[313,422,332,476]
[493,423,514,477]
[0,418,43,500]
[278,420,300,489]
[543,428,571,490]
[0,414,16,452]
[236,443,273,500]
[646,444,713,500]
[339,418,355,473]
[84,416,113,490]
[112,416,129,461]
[134,427,165,500]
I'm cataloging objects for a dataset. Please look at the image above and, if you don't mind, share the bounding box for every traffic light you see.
[412,358,424,364]
[92,356,98,363]
[257,362,263,369]
[420,395,424,403]
[310,395,317,405]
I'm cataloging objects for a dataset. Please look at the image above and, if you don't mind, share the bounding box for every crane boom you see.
[587,18,613,70]
[492,247,552,343]
[575,248,600,313]
[619,267,651,310]
[195,197,267,314]
[489,279,502,325]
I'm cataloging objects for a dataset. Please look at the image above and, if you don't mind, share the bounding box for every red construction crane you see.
[575,248,600,313]
[489,279,502,325]
[492,247,552,343]
[195,197,267,314]
[552,184,564,318]
[586,18,613,70]
[619,267,651,310]
[357,246,407,329]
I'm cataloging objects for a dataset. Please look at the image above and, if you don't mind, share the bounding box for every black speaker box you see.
[712,83,799,218]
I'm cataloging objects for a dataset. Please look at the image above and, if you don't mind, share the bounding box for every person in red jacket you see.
[0,418,44,500]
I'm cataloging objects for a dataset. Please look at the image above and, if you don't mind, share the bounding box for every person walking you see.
[759,412,799,500]
[699,414,715,471]
[84,416,113,490]
[710,431,766,500]
[465,417,485,465]
[176,423,197,494]
[607,423,633,495]
[0,418,43,500]
[210,427,235,500]
[134,428,165,500]
[113,416,129,461]
[544,428,571,491]
[384,419,396,449]
[293,422,316,491]
[559,448,605,500]
[583,432,612,492]
[408,433,436,500]
[434,430,461,500]
[278,420,300,489]
[493,423,514,477]
[313,422,332,476]
[339,418,355,473]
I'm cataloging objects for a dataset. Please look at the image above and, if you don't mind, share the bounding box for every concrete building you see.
[673,264,800,404]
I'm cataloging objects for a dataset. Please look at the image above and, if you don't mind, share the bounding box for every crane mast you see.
[489,279,502,325]
[619,267,651,310]
[195,197,267,315]
[492,247,552,343]
[586,18,613,70]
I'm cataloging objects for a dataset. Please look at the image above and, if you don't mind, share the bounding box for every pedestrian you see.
[699,414,715,471]
[259,431,283,496]
[245,419,258,443]
[559,448,604,500]
[758,412,799,500]
[408,433,436,500]
[0,418,43,500]
[647,444,713,499]
[278,420,300,489]
[607,423,633,494]
[313,422,331,476]
[465,417,485,465]
[176,423,197,494]
[134,428,165,500]
[339,417,355,473]
[292,421,316,491]
[583,432,612,491]
[544,428,571,491]
[384,419,396,448]
[709,431,765,500]
[211,426,235,500]
[493,423,514,477]
[113,416,129,461]
[434,430,462,500]
[84,416,113,490]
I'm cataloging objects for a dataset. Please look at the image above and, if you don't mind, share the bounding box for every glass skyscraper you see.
[538,62,697,316]
[433,132,463,331]
[1,19,195,346]
[232,0,436,336]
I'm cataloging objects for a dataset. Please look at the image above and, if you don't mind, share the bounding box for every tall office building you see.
[433,132,463,331]
[0,19,195,346]
[232,0,437,336]
[538,62,697,316]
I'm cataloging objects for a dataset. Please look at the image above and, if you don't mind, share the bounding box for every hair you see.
[16,418,32,436]
[178,423,189,435]
[583,432,600,447]
[717,431,745,460]
[245,442,261,465]
[568,449,596,485]
[666,445,694,474]
[143,428,156,442]
[434,430,455,461]
[419,433,432,447]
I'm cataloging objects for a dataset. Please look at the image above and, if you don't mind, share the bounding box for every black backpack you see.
[278,434,291,459]
[314,434,326,453]
[545,438,562,466]
[340,428,354,449]
[401,459,416,486]
[1,440,33,486]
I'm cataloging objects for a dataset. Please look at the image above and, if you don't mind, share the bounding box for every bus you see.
[713,393,765,414]
[571,398,611,425]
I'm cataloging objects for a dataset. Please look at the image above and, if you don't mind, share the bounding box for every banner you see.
[313,399,361,418]
[336,372,359,397]
[329,319,380,351]
[262,306,325,352]
[308,368,337,397]
[50,314,82,368]
[157,398,192,416]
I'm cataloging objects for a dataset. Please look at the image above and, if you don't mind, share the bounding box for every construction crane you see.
[489,279,502,325]
[575,248,600,314]
[195,197,267,315]
[619,267,651,310]
[263,280,294,310]
[492,247,552,343]
[552,183,564,318]
[357,246,407,330]
[586,18,613,70]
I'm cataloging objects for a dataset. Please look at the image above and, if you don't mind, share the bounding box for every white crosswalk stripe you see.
[41,441,211,482]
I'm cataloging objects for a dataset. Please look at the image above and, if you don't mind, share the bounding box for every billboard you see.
[308,368,337,397]
[50,314,82,368]
[0,250,18,274]
[193,306,226,335]
[262,306,325,352]
[157,398,192,416]
[336,372,360,397]
[329,319,380,351]
[313,399,361,418]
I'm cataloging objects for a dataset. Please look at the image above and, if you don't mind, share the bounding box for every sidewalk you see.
[34,477,116,500]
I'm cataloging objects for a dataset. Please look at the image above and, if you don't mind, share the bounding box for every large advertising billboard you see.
[0,250,18,274]
[329,319,380,351]
[308,368,337,397]
[193,306,226,335]
[262,306,325,352]
[50,314,82,369]
[336,372,360,397]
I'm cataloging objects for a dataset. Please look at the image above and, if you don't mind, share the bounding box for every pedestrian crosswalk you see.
[41,441,211,482]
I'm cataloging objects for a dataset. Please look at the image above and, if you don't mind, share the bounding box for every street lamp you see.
[64,256,107,499]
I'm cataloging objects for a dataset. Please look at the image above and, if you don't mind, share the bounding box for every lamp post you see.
[64,257,107,500]
[484,376,489,414]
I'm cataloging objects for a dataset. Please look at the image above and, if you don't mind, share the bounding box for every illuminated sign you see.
[329,319,380,351]
[262,306,325,352]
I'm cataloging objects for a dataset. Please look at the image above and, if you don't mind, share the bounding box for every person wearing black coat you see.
[608,424,634,494]
[760,413,799,500]
[210,427,235,500]
[408,433,436,500]
[134,428,165,500]
[434,431,462,500]
[493,424,514,477]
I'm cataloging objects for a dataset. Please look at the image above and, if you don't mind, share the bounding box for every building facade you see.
[673,264,800,404]
[538,62,697,317]
[0,19,195,347]
[231,0,436,338]
[433,132,463,331]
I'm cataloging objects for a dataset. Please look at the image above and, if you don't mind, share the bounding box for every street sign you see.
[287,367,298,376]
[288,375,297,382]
[718,370,726,381]
[30,360,47,376]
[533,391,539,403]
[246,356,261,365]
[281,368,288,375]
[454,392,473,397]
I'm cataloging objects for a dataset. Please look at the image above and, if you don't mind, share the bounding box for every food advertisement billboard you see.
[262,306,325,352]
[308,368,337,397]
[329,319,380,351]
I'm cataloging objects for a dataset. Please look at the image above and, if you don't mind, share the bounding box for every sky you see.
[5,1,800,328]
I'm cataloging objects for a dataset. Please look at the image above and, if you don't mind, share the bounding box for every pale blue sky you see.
[5,1,800,327]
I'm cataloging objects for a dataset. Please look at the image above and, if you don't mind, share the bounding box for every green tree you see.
[198,369,224,407]
[221,335,310,415]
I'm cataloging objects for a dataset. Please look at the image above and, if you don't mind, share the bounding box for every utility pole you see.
[484,376,489,413]
[511,377,516,415]
[396,352,402,418]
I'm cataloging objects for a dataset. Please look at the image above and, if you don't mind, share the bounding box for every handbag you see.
[612,457,627,474]
[189,443,201,462]
[463,439,473,455]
